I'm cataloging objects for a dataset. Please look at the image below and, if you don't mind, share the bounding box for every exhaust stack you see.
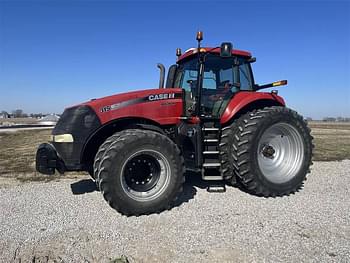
[157,63,165,89]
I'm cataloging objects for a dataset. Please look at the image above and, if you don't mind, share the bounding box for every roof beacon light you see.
[196,31,203,42]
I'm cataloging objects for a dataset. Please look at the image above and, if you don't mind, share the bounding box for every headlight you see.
[50,134,74,143]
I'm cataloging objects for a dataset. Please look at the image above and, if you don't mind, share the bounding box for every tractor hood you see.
[51,88,183,171]
[78,88,184,125]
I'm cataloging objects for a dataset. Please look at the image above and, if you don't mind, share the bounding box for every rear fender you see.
[221,91,285,124]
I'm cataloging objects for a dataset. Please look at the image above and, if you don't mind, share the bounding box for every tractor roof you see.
[177,47,252,63]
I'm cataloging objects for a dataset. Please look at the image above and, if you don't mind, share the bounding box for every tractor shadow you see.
[173,171,220,207]
[69,172,235,206]
[71,179,97,195]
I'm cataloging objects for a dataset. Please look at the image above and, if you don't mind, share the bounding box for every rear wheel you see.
[98,129,185,215]
[221,106,313,196]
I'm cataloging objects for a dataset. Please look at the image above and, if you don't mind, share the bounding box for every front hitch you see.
[36,143,65,175]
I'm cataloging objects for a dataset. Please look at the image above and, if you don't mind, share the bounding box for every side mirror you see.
[220,42,233,57]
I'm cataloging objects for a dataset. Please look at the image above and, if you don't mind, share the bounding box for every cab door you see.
[200,55,239,118]
[173,59,198,117]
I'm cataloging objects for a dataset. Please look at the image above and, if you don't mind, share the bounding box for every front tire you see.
[93,133,122,186]
[221,106,313,196]
[98,129,185,216]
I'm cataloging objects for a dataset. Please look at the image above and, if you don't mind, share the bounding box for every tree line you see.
[0,109,59,118]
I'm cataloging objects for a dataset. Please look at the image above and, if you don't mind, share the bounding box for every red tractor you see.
[36,32,313,216]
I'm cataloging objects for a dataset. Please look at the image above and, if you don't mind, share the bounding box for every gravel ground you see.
[0,160,349,263]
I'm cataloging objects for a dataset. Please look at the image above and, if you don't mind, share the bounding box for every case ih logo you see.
[148,93,175,101]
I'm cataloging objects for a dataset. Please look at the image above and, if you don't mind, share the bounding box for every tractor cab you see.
[173,52,255,118]
[162,32,256,121]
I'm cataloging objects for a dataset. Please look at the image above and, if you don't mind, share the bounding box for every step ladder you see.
[201,117,223,181]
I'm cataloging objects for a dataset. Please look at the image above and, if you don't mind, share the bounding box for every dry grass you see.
[0,117,40,125]
[0,129,85,180]
[0,122,349,180]
[309,121,350,161]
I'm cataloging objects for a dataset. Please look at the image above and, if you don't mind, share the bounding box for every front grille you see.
[52,105,101,169]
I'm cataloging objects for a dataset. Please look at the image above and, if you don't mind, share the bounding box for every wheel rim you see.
[257,122,304,184]
[120,149,171,202]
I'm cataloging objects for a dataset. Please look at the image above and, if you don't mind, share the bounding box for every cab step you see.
[202,163,221,167]
[203,151,220,155]
[202,121,222,181]
[207,184,226,193]
[202,127,219,131]
[202,175,224,180]
[203,138,219,143]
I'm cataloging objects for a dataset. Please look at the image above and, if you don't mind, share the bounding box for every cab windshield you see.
[174,54,254,117]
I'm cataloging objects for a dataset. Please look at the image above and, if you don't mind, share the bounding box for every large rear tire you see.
[98,129,185,216]
[221,106,313,196]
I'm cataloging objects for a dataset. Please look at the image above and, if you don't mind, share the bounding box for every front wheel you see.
[98,129,185,216]
[222,106,313,196]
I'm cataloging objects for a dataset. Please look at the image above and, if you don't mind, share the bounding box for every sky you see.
[0,0,349,119]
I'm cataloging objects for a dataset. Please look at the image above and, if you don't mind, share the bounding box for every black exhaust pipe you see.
[157,63,165,89]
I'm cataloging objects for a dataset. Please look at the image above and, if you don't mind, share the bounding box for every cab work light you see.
[272,80,288,87]
[256,80,288,90]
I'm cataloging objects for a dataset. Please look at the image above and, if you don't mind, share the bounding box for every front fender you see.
[220,91,285,124]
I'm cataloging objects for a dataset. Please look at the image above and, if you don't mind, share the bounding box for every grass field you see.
[0,117,40,125]
[0,122,349,179]
[0,128,86,181]
[309,121,350,161]
[0,129,54,179]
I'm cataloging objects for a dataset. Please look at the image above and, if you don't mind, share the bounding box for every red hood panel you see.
[81,88,184,125]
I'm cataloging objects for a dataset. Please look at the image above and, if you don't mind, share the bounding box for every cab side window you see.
[219,67,234,85]
[239,62,253,91]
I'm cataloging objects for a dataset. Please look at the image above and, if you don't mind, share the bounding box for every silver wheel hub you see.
[257,122,304,184]
[120,149,170,202]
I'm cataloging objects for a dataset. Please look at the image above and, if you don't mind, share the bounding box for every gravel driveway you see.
[0,160,349,263]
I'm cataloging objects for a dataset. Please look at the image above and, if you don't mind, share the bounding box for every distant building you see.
[39,114,60,126]
[306,117,313,122]
[323,117,336,122]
